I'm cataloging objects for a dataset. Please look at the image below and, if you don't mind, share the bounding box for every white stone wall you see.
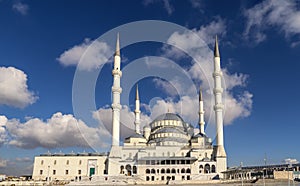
[274,170,294,180]
[32,155,107,181]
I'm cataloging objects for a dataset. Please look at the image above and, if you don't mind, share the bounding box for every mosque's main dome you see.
[147,113,194,146]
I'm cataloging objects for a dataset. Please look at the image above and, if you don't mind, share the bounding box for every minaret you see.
[111,33,122,146]
[213,36,227,175]
[134,84,141,134]
[199,87,205,135]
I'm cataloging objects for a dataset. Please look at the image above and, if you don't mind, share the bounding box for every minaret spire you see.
[213,35,227,176]
[199,87,205,135]
[199,87,203,102]
[115,33,120,56]
[136,84,139,100]
[134,84,141,134]
[111,34,122,146]
[214,35,220,57]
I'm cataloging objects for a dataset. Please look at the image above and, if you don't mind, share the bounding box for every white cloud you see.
[196,19,227,45]
[149,96,199,124]
[12,2,29,15]
[57,38,112,71]
[284,158,299,164]
[155,19,253,125]
[0,157,33,176]
[189,0,203,9]
[153,77,193,97]
[162,18,226,60]
[162,0,174,15]
[0,115,7,127]
[3,112,110,149]
[93,105,151,140]
[143,0,174,15]
[243,0,300,44]
[0,116,7,146]
[291,40,300,48]
[15,157,31,162]
[0,67,37,108]
[0,127,7,146]
[0,158,7,168]
[223,91,253,124]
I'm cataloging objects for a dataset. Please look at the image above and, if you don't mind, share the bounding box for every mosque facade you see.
[32,35,227,184]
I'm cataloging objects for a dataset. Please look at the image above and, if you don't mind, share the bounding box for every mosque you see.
[32,35,227,184]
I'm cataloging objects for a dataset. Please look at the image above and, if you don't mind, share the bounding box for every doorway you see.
[89,167,95,177]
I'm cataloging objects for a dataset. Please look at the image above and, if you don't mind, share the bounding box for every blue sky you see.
[1,0,300,176]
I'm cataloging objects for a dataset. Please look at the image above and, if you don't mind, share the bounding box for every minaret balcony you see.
[212,71,223,77]
[111,103,122,110]
[112,69,122,76]
[112,86,122,93]
[213,104,224,111]
[213,88,223,94]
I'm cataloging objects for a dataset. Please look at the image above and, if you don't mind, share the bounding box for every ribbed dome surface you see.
[152,113,184,122]
[147,113,193,146]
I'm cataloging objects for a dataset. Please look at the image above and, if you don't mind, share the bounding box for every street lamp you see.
[288,164,290,186]
[263,154,267,186]
[240,162,243,186]
[262,168,265,186]
[287,163,294,186]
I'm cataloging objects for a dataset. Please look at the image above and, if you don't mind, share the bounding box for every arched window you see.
[146,169,150,174]
[79,160,82,165]
[151,169,155,174]
[133,166,137,174]
[66,160,69,165]
[171,168,176,173]
[161,169,165,173]
[199,165,204,173]
[146,176,150,181]
[181,168,185,173]
[41,160,44,165]
[204,164,210,174]
[126,164,132,176]
[211,165,216,173]
[120,165,124,174]
[54,160,56,165]
[166,169,170,173]
[186,168,191,173]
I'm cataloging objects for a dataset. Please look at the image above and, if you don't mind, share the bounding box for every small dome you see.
[144,125,151,129]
